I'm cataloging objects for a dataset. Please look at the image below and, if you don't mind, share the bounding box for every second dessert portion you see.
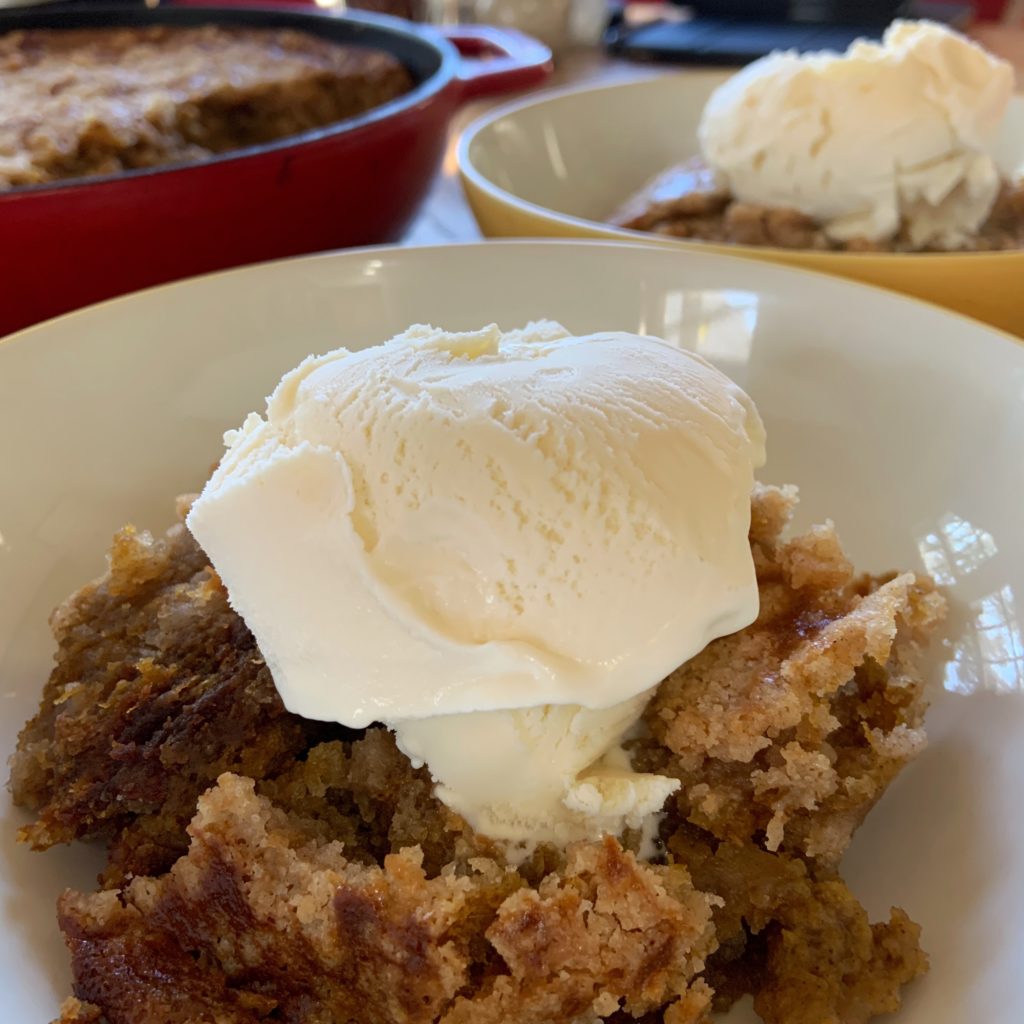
[613,20,1024,252]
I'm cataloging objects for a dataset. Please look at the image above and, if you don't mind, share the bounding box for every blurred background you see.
[344,0,1023,56]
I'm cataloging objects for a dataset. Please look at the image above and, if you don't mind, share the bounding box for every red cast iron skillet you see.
[0,4,551,336]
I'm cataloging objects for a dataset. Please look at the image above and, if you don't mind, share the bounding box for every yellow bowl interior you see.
[459,74,1024,337]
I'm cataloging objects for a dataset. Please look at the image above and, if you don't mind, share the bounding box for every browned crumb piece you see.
[258,730,483,878]
[644,483,945,869]
[55,997,103,1024]
[665,825,927,1024]
[757,899,925,1024]
[722,203,823,250]
[445,844,716,1024]
[9,499,335,884]
[59,774,717,1024]
[609,157,733,240]
[612,157,1024,252]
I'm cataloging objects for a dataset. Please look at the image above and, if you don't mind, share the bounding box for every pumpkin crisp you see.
[0,25,413,189]
[10,485,944,1024]
[613,157,1024,252]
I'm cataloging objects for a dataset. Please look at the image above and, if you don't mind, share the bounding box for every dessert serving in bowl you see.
[459,21,1024,335]
[1,240,1022,1024]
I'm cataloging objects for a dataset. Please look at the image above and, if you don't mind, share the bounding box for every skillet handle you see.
[440,24,553,101]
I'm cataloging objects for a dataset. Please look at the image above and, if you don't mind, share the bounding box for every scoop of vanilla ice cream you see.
[188,321,765,848]
[699,20,1014,248]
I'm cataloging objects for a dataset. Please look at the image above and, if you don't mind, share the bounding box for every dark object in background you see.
[608,0,972,64]
[348,0,425,19]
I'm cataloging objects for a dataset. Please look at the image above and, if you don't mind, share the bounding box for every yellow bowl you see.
[458,73,1024,336]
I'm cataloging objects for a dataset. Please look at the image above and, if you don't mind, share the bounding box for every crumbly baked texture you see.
[58,774,718,1024]
[612,156,1024,252]
[10,486,945,1024]
[0,26,414,189]
[641,484,944,870]
[8,496,339,886]
[635,486,942,1019]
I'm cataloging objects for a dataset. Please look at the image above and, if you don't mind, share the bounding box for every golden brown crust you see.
[665,825,928,1024]
[464,840,716,1023]
[54,999,104,1024]
[9,512,335,885]
[59,776,716,1024]
[0,26,413,189]
[643,484,945,867]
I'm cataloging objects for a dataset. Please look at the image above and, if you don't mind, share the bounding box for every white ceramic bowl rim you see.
[7,238,1024,352]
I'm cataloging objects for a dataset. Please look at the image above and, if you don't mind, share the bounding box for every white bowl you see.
[1,241,1022,1022]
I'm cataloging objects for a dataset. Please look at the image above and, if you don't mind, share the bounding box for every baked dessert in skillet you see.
[0,25,413,189]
